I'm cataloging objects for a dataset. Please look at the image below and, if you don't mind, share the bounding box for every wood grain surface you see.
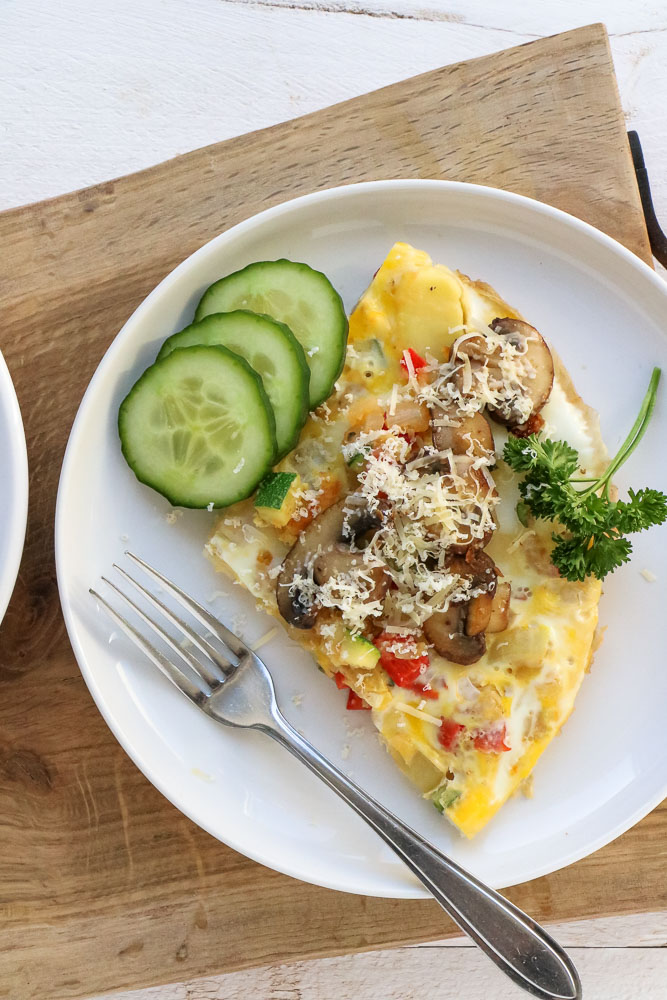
[98,912,667,1000]
[0,22,663,1000]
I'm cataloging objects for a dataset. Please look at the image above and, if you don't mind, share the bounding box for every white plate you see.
[56,181,667,898]
[0,350,28,625]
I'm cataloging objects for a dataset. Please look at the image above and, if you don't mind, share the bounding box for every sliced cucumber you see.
[195,260,348,408]
[119,345,276,508]
[157,311,309,458]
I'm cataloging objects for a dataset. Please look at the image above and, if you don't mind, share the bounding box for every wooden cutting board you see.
[0,22,663,1000]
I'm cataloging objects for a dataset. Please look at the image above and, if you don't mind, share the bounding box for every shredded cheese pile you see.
[419,328,536,425]
[283,323,543,638]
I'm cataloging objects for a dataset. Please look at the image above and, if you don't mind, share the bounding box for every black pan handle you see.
[628,130,667,268]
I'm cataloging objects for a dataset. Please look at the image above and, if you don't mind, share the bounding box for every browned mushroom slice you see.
[423,604,486,665]
[313,550,390,603]
[487,581,511,633]
[464,551,497,638]
[423,552,498,663]
[276,495,385,629]
[448,469,497,555]
[432,411,495,458]
[466,590,494,637]
[487,317,554,427]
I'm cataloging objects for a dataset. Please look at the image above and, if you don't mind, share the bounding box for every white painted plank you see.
[242,0,665,34]
[6,4,667,998]
[93,944,667,1000]
[3,0,667,217]
[417,910,667,949]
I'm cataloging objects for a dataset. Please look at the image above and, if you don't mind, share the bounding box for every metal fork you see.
[91,552,581,1000]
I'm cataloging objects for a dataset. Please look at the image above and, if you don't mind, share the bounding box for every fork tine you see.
[112,564,236,681]
[101,576,220,693]
[90,588,207,705]
[126,551,250,659]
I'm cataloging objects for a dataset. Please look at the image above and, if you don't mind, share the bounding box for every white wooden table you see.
[4,2,666,997]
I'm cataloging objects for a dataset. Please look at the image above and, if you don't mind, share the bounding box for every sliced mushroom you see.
[432,411,495,458]
[429,409,497,554]
[423,552,498,663]
[486,317,554,428]
[423,604,486,666]
[487,581,511,633]
[466,590,494,637]
[276,495,385,629]
[313,550,390,603]
[463,550,497,638]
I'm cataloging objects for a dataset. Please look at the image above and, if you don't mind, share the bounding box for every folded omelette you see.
[207,242,605,837]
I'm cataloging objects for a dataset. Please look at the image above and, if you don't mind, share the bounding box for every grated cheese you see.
[206,590,229,602]
[640,568,657,583]
[394,701,442,725]
[508,529,536,554]
[418,326,536,425]
[388,382,399,417]
[250,627,279,651]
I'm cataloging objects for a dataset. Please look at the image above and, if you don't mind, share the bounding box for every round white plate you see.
[0,349,28,625]
[56,181,667,898]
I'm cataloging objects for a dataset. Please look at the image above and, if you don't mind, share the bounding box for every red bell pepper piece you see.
[375,631,429,689]
[346,689,371,710]
[438,718,465,750]
[473,725,510,753]
[411,684,439,700]
[399,347,428,376]
[334,671,371,709]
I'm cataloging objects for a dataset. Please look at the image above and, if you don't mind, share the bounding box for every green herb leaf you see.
[502,368,666,581]
[516,500,531,527]
[611,488,667,534]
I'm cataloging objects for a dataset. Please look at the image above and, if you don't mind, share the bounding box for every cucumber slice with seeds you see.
[157,311,309,458]
[119,345,276,508]
[195,260,348,408]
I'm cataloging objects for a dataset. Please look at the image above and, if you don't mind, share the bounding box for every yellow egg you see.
[349,242,464,361]
[207,240,607,840]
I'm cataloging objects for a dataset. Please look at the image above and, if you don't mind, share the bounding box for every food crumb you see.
[231,613,248,636]
[165,509,183,524]
[191,768,215,783]
[344,725,364,739]
[520,775,534,799]
[206,501,215,512]
[292,693,304,707]
[206,590,229,602]
[640,568,657,583]
[341,744,351,760]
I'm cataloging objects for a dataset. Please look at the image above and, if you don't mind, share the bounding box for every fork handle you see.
[264,714,580,1000]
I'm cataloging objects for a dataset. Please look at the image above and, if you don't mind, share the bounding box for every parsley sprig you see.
[503,368,667,582]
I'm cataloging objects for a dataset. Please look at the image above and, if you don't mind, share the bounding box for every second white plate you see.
[0,349,28,626]
[56,180,667,897]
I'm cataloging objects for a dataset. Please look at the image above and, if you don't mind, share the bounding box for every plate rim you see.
[0,348,28,625]
[55,178,667,898]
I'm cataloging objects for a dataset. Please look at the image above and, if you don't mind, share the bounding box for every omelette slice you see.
[206,242,606,838]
